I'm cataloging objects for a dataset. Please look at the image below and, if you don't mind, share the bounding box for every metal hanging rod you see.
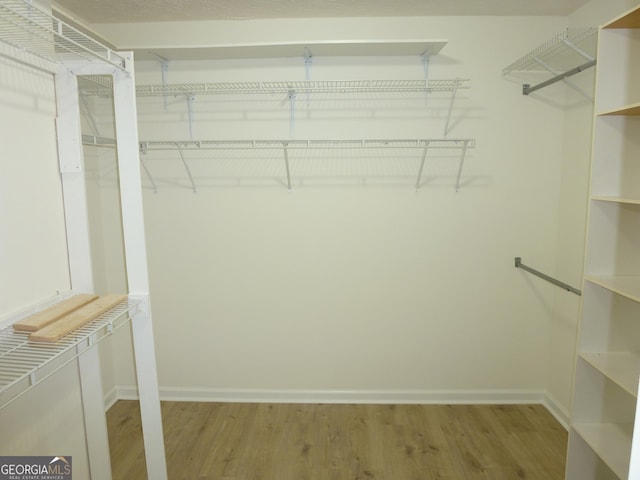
[514,257,581,296]
[82,78,469,97]
[522,59,596,95]
[139,138,476,152]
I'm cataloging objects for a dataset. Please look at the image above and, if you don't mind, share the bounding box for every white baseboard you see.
[542,391,570,429]
[103,386,118,411]
[110,385,567,426]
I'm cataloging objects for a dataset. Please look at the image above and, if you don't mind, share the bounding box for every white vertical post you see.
[55,66,113,480]
[112,53,168,480]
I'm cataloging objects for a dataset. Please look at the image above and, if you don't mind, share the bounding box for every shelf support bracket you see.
[288,89,297,137]
[148,51,170,110]
[421,54,430,80]
[283,143,292,192]
[515,257,581,295]
[444,82,459,137]
[304,48,312,107]
[562,38,595,62]
[176,143,197,193]
[304,48,313,80]
[186,94,195,139]
[139,155,158,194]
[415,142,430,190]
[455,140,469,192]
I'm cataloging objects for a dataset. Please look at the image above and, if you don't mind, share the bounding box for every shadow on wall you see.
[86,145,490,192]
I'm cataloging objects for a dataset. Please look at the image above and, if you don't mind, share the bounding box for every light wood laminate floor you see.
[107,401,567,480]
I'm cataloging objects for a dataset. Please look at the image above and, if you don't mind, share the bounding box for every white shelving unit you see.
[129,76,473,191]
[0,1,167,479]
[80,39,473,193]
[566,4,640,480]
[503,27,597,95]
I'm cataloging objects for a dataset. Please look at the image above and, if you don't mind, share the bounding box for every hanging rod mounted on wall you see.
[514,257,581,296]
[522,59,596,95]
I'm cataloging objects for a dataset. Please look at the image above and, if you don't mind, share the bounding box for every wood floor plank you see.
[107,401,568,480]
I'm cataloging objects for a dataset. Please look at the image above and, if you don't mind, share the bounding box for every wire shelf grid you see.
[0,297,139,409]
[0,0,127,71]
[79,78,469,97]
[139,138,476,152]
[503,27,597,74]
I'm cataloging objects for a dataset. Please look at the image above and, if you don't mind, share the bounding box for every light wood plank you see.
[598,101,640,116]
[29,294,126,342]
[12,294,98,332]
[604,5,640,29]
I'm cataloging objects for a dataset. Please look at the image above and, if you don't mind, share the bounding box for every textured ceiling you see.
[53,0,592,24]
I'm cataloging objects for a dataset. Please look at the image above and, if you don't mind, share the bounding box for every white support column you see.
[55,66,113,480]
[112,53,168,480]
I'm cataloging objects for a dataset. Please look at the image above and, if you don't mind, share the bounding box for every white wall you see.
[92,14,585,407]
[0,57,69,318]
[0,49,91,478]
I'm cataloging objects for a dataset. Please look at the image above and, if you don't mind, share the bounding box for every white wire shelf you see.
[79,78,469,97]
[137,138,475,193]
[0,297,139,410]
[504,27,597,73]
[136,78,469,97]
[0,0,128,72]
[139,138,475,151]
[83,78,469,138]
[503,27,597,95]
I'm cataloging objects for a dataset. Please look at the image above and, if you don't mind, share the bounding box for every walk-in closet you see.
[1,0,639,478]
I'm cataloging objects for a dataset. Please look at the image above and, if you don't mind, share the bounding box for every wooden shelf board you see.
[579,352,640,397]
[0,298,137,408]
[585,276,640,303]
[591,196,640,205]
[30,294,127,343]
[12,294,98,332]
[604,5,640,29]
[598,102,640,116]
[573,423,632,479]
